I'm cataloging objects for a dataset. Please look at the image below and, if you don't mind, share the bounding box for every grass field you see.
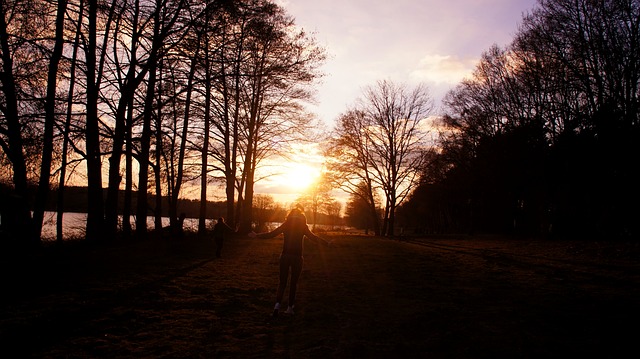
[1,233,638,358]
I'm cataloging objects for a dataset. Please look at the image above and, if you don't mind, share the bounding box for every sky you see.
[279,0,539,122]
[256,0,540,205]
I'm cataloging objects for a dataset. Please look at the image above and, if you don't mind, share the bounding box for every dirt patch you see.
[1,235,638,358]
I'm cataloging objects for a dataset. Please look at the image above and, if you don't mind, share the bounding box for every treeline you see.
[398,0,639,239]
[0,0,325,245]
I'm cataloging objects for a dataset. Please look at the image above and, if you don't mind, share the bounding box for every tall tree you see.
[209,0,247,227]
[235,1,326,233]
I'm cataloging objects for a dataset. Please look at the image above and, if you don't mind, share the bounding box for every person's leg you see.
[287,256,304,311]
[274,255,291,315]
[216,238,223,258]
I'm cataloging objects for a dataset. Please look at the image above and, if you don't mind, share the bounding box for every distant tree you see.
[296,170,334,230]
[253,193,275,231]
[322,198,342,227]
[345,190,379,234]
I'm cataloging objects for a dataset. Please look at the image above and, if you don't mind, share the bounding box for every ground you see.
[1,233,638,358]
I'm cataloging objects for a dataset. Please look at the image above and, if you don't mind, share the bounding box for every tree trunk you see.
[57,0,84,243]
[154,97,163,232]
[199,58,212,235]
[239,112,257,234]
[123,98,134,238]
[169,40,199,231]
[32,0,68,244]
[136,51,160,239]
[136,62,158,239]
[197,10,218,235]
[123,0,141,239]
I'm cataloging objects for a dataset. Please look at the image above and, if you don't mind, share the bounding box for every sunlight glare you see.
[279,164,320,192]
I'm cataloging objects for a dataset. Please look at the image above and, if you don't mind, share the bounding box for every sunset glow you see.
[274,163,321,192]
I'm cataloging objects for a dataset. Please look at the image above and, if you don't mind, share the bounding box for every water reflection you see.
[40,212,213,241]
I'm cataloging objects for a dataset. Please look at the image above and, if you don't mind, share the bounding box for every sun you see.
[278,163,320,192]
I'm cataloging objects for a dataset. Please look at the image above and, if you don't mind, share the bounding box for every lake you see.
[39,212,214,241]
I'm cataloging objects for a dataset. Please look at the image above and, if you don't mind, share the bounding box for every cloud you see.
[410,54,477,85]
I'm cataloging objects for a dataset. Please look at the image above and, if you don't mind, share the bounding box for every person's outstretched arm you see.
[224,222,236,233]
[253,223,285,239]
[303,226,331,246]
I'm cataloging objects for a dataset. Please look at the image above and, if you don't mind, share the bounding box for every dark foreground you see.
[1,234,639,358]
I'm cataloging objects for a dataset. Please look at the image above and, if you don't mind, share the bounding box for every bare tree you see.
[207,1,325,233]
[296,170,334,231]
[329,80,432,236]
[252,193,275,231]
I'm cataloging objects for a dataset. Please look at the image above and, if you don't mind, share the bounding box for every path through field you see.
[1,235,638,358]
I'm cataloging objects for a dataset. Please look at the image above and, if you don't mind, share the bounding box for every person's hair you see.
[286,207,307,226]
[218,217,224,222]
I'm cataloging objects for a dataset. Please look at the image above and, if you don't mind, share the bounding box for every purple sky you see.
[279,0,539,122]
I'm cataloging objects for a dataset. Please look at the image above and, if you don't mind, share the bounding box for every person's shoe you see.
[285,306,294,315]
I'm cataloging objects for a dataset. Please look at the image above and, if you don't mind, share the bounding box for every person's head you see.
[286,206,307,227]
[218,217,224,223]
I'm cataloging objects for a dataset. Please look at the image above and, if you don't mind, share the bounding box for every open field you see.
[1,234,639,358]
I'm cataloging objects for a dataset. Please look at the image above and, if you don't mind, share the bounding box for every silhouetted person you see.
[174,212,187,238]
[250,206,330,317]
[212,217,234,258]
